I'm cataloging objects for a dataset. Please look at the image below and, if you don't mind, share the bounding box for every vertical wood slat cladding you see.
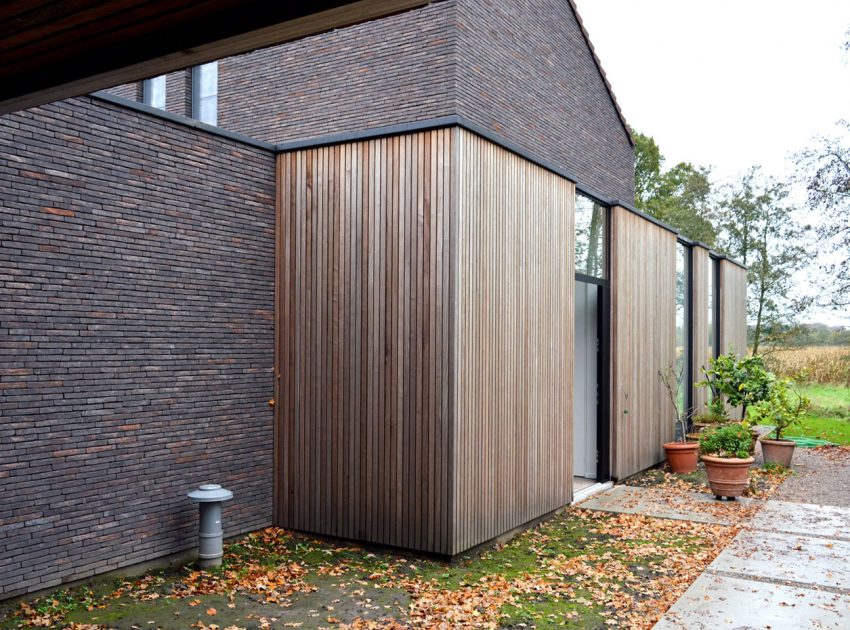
[720,261,748,358]
[276,129,453,554]
[691,246,711,414]
[452,129,575,555]
[610,206,677,479]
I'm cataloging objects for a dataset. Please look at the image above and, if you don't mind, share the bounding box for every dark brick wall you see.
[455,0,635,201]
[215,1,457,142]
[0,96,276,598]
[101,0,633,200]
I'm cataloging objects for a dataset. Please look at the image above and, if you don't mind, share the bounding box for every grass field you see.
[791,383,850,445]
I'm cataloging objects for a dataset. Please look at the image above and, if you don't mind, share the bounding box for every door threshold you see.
[571,481,614,505]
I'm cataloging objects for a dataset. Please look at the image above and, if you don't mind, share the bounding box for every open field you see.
[762,345,850,385]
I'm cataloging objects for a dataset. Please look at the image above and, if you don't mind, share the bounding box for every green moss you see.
[501,590,604,629]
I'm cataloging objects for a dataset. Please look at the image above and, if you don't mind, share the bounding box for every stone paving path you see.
[580,455,850,629]
[654,500,850,629]
[578,484,756,525]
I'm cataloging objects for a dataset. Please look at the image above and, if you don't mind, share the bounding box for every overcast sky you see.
[574,0,850,182]
[574,0,850,325]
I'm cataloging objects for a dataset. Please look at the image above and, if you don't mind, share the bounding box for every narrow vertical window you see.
[676,242,691,418]
[575,193,607,279]
[192,62,218,125]
[142,75,166,110]
[707,258,714,361]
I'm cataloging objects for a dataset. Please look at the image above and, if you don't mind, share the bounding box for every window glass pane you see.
[194,62,218,125]
[575,193,606,278]
[675,244,690,416]
[143,75,166,110]
[707,259,715,359]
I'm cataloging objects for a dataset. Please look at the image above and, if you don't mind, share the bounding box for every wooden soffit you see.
[0,0,433,115]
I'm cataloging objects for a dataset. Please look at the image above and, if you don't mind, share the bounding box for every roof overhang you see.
[0,0,434,115]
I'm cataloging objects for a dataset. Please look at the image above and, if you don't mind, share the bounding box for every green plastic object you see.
[782,435,836,448]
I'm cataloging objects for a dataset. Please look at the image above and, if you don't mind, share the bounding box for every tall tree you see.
[633,131,717,244]
[794,119,850,308]
[716,168,812,354]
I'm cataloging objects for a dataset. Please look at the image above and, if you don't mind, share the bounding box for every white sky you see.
[574,0,850,326]
[574,0,850,182]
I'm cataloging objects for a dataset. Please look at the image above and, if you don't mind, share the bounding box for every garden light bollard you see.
[187,483,233,568]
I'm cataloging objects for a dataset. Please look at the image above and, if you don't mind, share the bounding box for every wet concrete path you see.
[579,452,850,629]
[654,499,850,629]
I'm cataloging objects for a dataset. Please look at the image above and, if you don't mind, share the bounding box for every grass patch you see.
[792,383,850,445]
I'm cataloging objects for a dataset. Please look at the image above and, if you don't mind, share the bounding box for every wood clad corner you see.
[275,128,454,554]
[610,206,677,480]
[452,129,575,555]
[720,261,748,358]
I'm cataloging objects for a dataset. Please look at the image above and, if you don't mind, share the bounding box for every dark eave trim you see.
[91,91,277,151]
[609,200,679,236]
[82,96,684,241]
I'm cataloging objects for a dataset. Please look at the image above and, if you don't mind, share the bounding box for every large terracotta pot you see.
[701,455,754,499]
[760,438,796,468]
[663,441,699,474]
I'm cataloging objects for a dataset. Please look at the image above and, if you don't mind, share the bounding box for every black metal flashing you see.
[84,96,701,244]
[90,91,277,152]
[274,116,461,153]
[608,199,680,236]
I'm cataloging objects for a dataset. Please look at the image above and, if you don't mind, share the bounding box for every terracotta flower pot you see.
[663,441,699,474]
[701,455,754,499]
[760,438,796,468]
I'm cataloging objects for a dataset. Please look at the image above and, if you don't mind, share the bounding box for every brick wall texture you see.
[0,96,276,598]
[107,0,634,201]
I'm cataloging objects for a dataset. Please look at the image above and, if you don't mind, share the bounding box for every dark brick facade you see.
[0,96,276,598]
[106,0,634,201]
[455,0,634,201]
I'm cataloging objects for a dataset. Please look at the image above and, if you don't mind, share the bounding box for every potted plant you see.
[659,363,698,473]
[699,423,754,499]
[701,353,773,420]
[698,353,773,448]
[747,379,811,468]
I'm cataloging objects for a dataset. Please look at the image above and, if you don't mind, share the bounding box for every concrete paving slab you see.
[750,500,850,541]
[577,484,755,525]
[653,572,850,629]
[710,529,850,591]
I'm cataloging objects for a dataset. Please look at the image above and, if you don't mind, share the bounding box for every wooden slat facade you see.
[452,129,575,554]
[275,126,747,554]
[610,206,677,479]
[691,245,711,414]
[276,128,454,554]
[720,260,748,357]
[276,126,575,555]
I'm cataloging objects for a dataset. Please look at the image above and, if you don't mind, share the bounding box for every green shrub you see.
[698,353,775,419]
[747,379,811,440]
[698,423,753,458]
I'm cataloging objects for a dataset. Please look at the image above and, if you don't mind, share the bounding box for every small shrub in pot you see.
[747,379,810,468]
[699,424,754,499]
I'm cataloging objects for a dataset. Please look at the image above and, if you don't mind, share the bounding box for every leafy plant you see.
[658,362,691,443]
[747,379,811,440]
[698,423,753,459]
[697,352,775,420]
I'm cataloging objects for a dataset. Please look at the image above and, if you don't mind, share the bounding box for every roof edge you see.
[566,0,634,147]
